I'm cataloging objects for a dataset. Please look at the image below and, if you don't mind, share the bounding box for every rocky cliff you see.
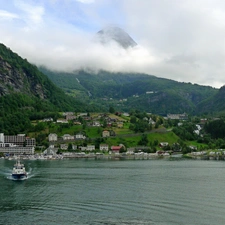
[0,46,48,98]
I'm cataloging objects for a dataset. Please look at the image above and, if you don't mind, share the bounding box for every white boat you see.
[12,158,27,180]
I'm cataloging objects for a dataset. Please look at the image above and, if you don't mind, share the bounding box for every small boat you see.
[12,157,27,180]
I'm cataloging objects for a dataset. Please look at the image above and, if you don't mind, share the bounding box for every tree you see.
[130,116,137,124]
[68,143,73,151]
[138,133,148,146]
[109,106,115,113]
[119,146,126,153]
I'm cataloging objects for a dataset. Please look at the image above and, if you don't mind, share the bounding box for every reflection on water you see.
[1,158,225,225]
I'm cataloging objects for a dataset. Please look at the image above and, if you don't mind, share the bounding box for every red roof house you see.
[111,146,122,152]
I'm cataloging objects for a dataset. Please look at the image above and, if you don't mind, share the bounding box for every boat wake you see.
[1,167,34,180]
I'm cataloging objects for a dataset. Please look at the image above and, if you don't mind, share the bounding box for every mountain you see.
[196,85,225,115]
[96,26,137,49]
[39,67,218,116]
[0,43,90,134]
[0,43,88,111]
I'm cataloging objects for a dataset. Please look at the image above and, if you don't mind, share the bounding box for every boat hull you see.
[12,173,27,180]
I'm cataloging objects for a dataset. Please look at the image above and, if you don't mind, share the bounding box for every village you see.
[0,111,223,160]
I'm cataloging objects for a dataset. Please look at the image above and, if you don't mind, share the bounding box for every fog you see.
[1,0,225,88]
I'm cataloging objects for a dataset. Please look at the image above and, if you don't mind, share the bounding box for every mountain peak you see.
[96,26,137,49]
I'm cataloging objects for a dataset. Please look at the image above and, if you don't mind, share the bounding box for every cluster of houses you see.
[46,112,127,128]
[46,132,123,155]
[44,142,124,155]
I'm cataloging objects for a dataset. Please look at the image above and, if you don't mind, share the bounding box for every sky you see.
[0,0,225,88]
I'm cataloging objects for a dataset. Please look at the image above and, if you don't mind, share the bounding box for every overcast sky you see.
[1,0,225,88]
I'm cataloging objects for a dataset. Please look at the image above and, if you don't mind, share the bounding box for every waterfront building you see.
[100,144,109,151]
[0,144,34,155]
[3,134,36,147]
[86,145,95,151]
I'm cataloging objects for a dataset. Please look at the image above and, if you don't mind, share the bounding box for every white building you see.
[60,144,68,150]
[48,133,58,142]
[0,145,34,155]
[86,145,95,151]
[62,134,74,141]
[100,144,109,151]
[57,119,68,123]
[75,133,86,139]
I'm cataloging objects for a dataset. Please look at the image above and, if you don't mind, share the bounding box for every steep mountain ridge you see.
[0,54,47,99]
[0,43,88,113]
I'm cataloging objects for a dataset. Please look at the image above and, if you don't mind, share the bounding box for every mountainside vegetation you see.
[0,43,94,134]
[39,67,219,116]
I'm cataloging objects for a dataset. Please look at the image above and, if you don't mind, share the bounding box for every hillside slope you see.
[0,43,90,134]
[39,68,218,115]
[0,43,88,112]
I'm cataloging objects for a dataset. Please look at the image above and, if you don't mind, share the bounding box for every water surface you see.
[0,158,225,225]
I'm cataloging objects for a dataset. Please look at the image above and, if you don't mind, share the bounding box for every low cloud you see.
[1,0,225,88]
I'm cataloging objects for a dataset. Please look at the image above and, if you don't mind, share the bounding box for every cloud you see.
[0,10,18,20]
[75,0,95,4]
[14,1,44,28]
[1,0,225,88]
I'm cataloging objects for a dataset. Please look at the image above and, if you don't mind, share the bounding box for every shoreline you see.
[2,152,225,161]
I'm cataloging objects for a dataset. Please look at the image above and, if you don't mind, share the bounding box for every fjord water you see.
[1,158,225,225]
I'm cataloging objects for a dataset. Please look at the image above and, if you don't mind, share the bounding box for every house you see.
[48,133,58,142]
[60,144,68,150]
[43,147,58,155]
[62,134,74,141]
[86,145,95,151]
[167,113,188,120]
[66,115,77,120]
[78,113,88,117]
[79,146,87,151]
[123,113,130,117]
[57,119,68,123]
[92,121,100,127]
[74,121,82,125]
[63,112,74,116]
[126,147,135,154]
[159,142,169,147]
[100,144,109,151]
[156,150,170,156]
[72,144,77,150]
[75,133,86,139]
[149,118,156,125]
[43,118,53,122]
[117,122,123,128]
[102,130,110,137]
[111,146,122,153]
